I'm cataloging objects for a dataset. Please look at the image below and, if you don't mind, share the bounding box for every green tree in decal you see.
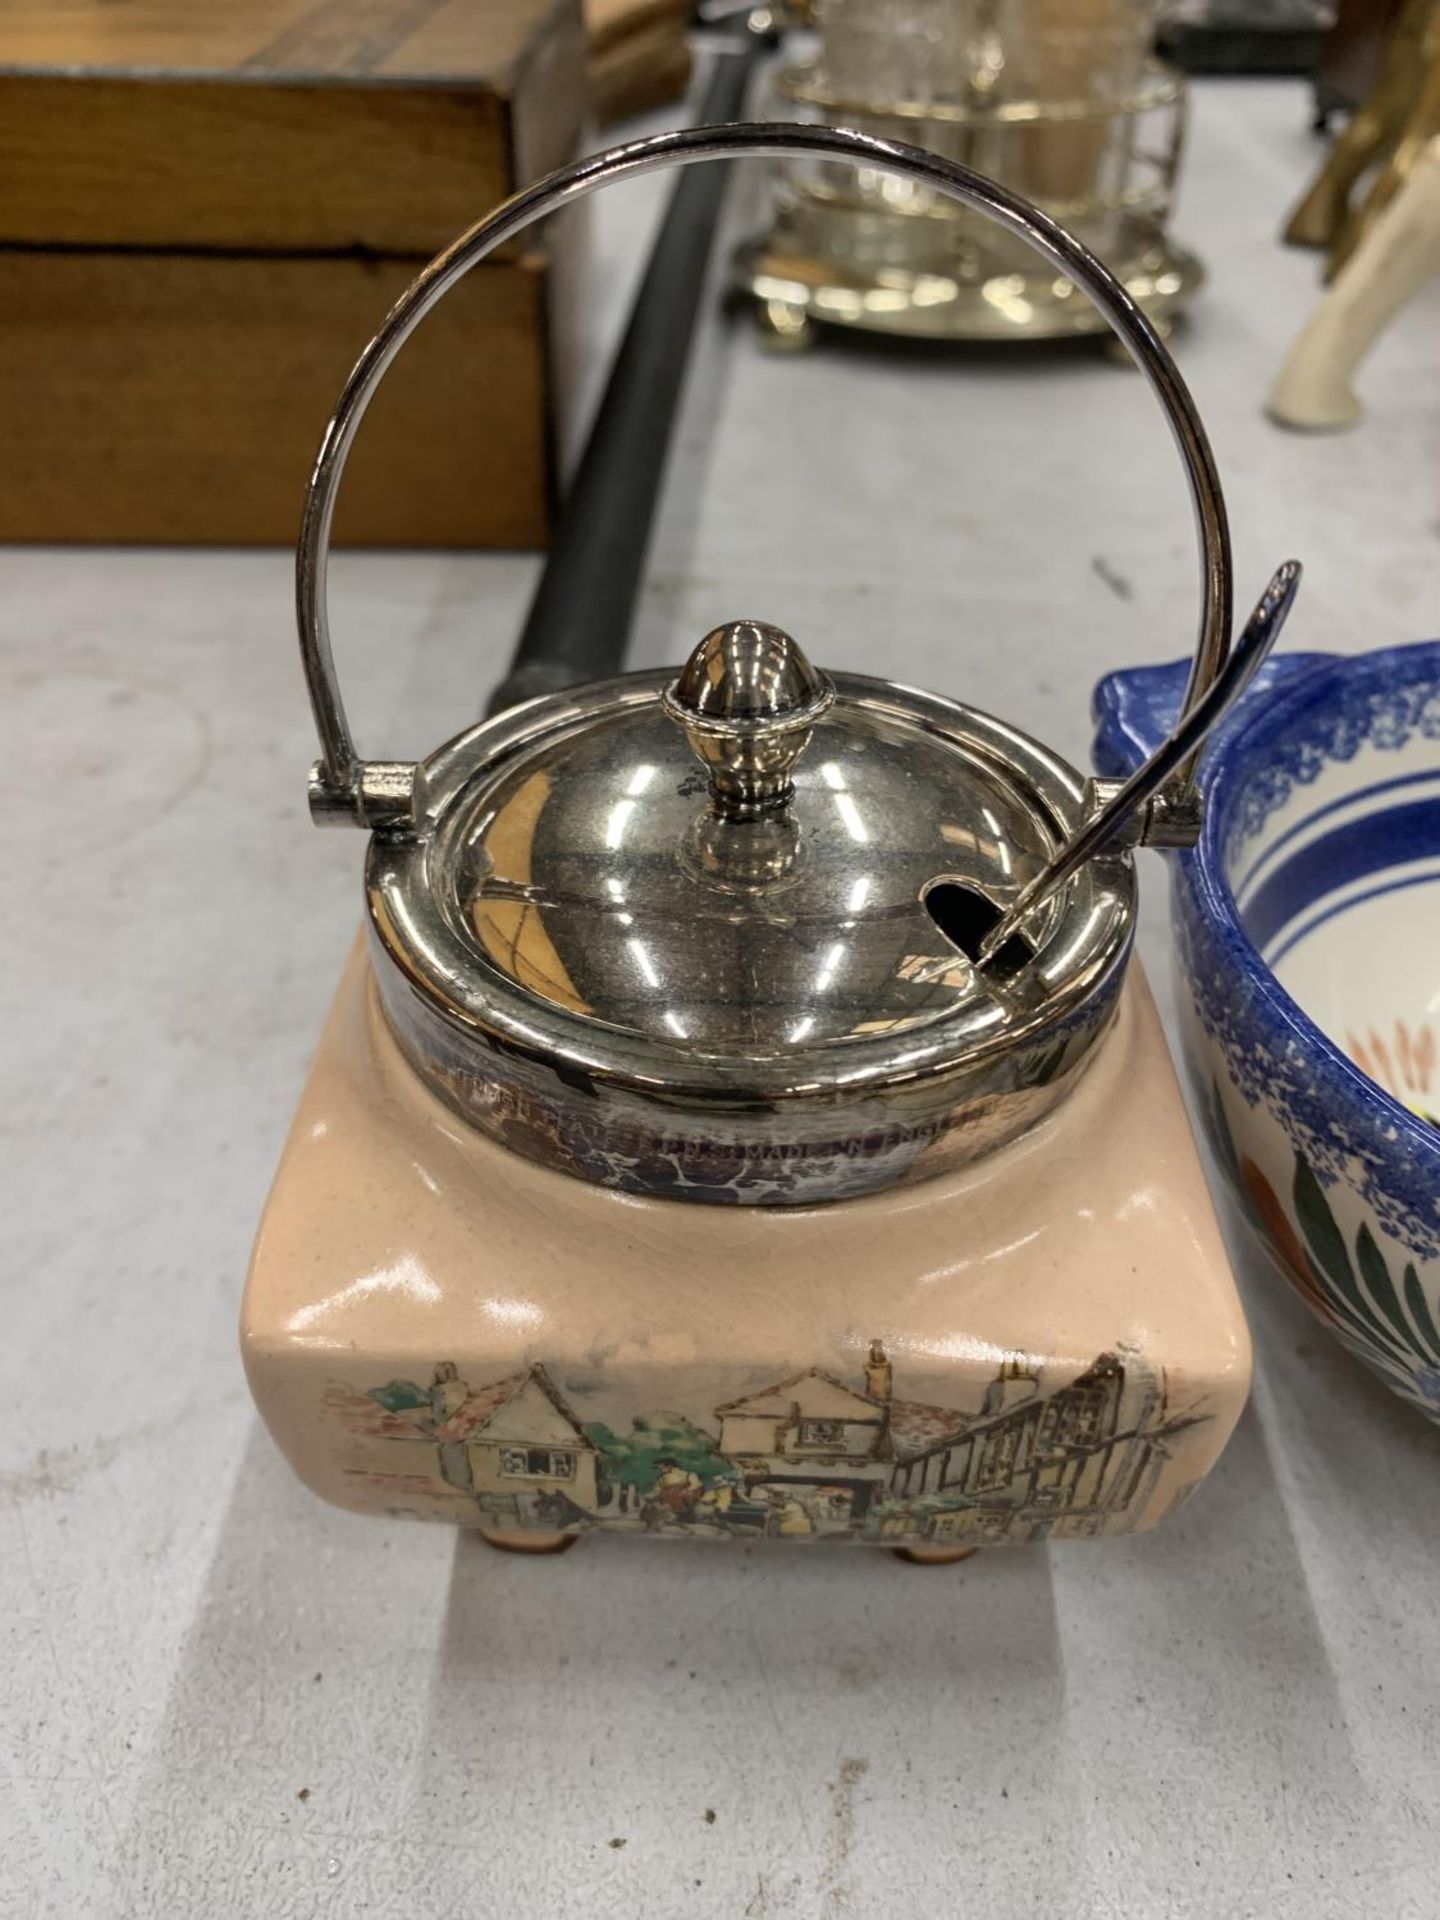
[585,1416,731,1497]
[368,1379,431,1414]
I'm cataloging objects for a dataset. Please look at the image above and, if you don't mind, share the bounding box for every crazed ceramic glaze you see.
[1094,643,1440,1419]
[242,945,1249,1551]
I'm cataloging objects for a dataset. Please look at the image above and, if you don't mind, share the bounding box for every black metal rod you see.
[486,18,773,716]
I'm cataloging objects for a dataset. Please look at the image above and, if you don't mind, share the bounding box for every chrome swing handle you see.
[297,119,1262,834]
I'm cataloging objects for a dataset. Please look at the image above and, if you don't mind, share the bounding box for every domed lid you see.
[362,621,1138,1202]
[439,628,1088,1052]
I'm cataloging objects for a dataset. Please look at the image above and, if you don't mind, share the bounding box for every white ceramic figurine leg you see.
[1267,134,1440,432]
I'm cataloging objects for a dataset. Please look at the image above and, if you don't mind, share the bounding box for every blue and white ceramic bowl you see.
[1094,643,1440,1420]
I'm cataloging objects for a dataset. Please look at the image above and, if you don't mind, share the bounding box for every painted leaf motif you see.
[1208,1082,1243,1191]
[1309,1264,1415,1366]
[1293,1157,1351,1291]
[1356,1224,1427,1359]
[1403,1265,1440,1368]
[1292,1157,1413,1363]
[1241,1156,1334,1323]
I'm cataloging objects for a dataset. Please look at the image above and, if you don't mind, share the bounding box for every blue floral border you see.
[1092,643,1440,1262]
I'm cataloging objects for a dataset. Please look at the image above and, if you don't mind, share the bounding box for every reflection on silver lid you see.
[365,632,1134,1204]
[451,697,1059,1053]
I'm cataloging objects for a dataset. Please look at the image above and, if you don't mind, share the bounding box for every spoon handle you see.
[977,559,1303,968]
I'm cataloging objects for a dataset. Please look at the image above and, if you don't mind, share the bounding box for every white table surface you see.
[5,76,1439,1920]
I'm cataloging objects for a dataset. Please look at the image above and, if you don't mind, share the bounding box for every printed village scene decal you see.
[325,1342,1212,1548]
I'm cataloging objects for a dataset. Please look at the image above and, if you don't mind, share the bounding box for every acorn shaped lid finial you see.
[661,619,834,819]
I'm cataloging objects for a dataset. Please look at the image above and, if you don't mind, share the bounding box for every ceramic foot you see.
[477,1525,579,1556]
[891,1544,979,1567]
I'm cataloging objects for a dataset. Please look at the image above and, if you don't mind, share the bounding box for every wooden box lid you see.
[0,0,587,252]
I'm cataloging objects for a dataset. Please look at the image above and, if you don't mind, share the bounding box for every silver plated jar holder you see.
[295,123,1299,1206]
[744,15,1202,347]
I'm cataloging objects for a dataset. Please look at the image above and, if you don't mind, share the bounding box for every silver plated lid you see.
[456,653,1074,1053]
[292,124,1300,1204]
[365,626,1132,1200]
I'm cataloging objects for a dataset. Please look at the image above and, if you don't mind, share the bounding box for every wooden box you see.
[0,0,588,546]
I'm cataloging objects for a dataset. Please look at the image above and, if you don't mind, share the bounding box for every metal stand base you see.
[737,219,1203,349]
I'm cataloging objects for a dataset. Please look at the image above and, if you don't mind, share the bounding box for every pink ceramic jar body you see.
[242,945,1249,1552]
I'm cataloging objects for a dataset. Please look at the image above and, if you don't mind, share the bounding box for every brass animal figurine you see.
[1285,0,1440,279]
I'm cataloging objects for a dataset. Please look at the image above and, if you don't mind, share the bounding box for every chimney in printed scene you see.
[430,1360,470,1425]
[864,1339,893,1403]
[981,1355,1039,1418]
